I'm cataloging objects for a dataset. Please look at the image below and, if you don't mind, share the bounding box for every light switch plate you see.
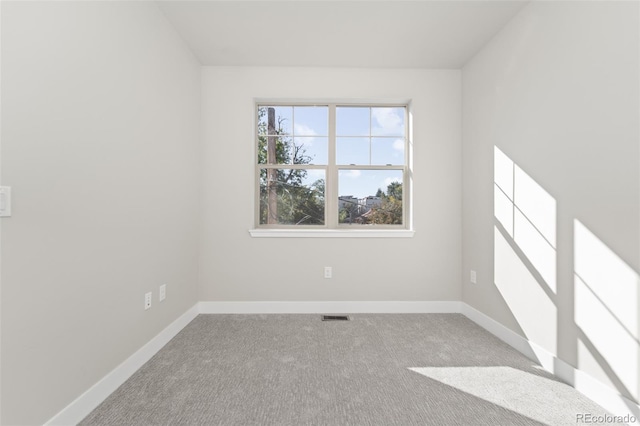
[0,187,12,217]
[159,285,166,301]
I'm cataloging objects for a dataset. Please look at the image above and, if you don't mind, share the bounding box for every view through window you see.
[256,104,408,228]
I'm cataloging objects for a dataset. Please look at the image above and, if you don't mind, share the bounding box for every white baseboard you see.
[460,302,556,371]
[460,303,640,421]
[43,300,640,426]
[45,304,199,426]
[198,300,462,314]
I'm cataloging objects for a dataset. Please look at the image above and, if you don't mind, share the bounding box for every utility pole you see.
[267,108,278,224]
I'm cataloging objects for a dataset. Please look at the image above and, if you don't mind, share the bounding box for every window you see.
[255,103,409,232]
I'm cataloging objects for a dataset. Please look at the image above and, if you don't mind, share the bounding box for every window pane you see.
[257,134,298,165]
[338,169,402,225]
[295,137,327,165]
[337,137,369,165]
[259,168,325,225]
[258,135,324,165]
[258,106,268,136]
[336,107,370,136]
[371,138,404,165]
[258,106,292,136]
[294,106,328,136]
[371,107,405,136]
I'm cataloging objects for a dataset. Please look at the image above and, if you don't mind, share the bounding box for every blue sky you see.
[259,106,405,198]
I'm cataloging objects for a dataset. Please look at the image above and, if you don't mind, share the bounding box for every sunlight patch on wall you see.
[495,225,557,354]
[574,220,639,401]
[409,366,601,425]
[494,146,556,292]
[493,146,557,354]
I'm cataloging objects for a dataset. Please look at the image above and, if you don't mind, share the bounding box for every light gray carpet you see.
[80,314,620,425]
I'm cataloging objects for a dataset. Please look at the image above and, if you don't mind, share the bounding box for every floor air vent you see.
[321,315,350,321]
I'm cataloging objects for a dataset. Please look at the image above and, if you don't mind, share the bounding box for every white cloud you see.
[372,108,404,136]
[294,123,318,137]
[344,170,362,178]
[393,139,405,151]
[294,123,317,148]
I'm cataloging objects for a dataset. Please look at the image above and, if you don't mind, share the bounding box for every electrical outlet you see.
[324,266,332,279]
[470,270,477,284]
[159,284,166,301]
[145,292,152,310]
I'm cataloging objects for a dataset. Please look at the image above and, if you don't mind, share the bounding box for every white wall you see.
[0,2,201,424]
[463,0,639,404]
[200,67,461,302]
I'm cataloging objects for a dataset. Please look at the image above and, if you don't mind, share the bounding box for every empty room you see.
[1,0,638,425]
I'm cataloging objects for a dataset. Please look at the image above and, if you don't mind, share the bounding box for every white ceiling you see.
[157,1,529,68]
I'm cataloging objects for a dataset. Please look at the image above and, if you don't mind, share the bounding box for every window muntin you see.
[256,103,408,229]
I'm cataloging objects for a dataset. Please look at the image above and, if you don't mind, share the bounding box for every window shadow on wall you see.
[574,219,639,407]
[492,146,640,415]
[493,146,558,356]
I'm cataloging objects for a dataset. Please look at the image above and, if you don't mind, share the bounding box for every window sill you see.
[248,229,415,238]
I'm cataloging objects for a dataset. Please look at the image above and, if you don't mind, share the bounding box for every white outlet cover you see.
[324,266,332,279]
[145,292,152,310]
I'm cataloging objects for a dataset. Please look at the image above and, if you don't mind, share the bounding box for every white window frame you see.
[250,101,414,238]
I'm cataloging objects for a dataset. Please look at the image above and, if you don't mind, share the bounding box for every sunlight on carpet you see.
[410,366,587,425]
